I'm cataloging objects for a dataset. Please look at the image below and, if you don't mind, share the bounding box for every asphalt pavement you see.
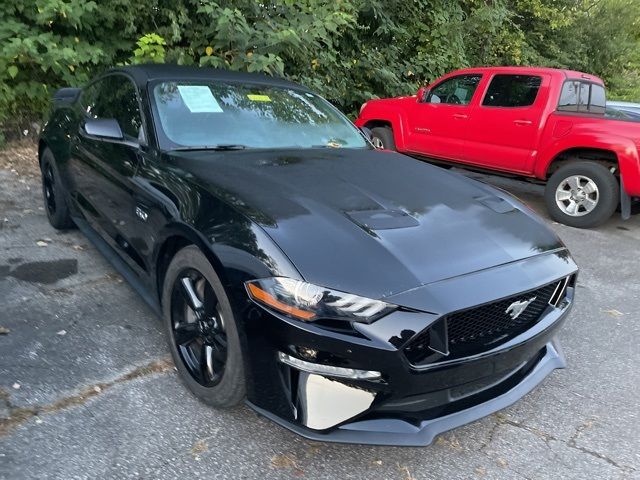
[1,160,639,480]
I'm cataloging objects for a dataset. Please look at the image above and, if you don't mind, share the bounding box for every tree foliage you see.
[2,0,640,140]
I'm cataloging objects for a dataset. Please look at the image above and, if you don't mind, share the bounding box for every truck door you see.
[465,73,548,174]
[406,74,482,161]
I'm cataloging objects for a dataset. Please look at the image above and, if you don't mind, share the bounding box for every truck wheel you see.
[370,127,396,151]
[544,161,619,228]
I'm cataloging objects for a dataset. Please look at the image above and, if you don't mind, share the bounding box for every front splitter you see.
[246,341,566,446]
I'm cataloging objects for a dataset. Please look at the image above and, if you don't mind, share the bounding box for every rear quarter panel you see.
[41,103,80,164]
[536,113,640,196]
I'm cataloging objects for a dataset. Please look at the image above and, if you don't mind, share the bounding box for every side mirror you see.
[83,118,124,140]
[417,87,430,103]
[359,126,373,141]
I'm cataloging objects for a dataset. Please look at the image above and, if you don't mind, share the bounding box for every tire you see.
[162,245,245,407]
[40,148,75,230]
[544,161,619,228]
[370,126,396,151]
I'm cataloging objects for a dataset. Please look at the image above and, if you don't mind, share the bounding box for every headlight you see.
[245,277,395,323]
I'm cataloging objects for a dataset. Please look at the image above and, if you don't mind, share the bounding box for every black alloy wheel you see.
[40,148,75,230]
[43,163,57,216]
[163,246,245,407]
[170,269,228,387]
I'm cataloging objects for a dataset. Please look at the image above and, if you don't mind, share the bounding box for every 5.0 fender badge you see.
[135,206,148,222]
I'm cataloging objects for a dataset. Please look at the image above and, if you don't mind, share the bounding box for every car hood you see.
[168,148,564,300]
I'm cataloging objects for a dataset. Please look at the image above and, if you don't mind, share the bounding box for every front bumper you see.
[248,341,565,446]
[239,251,577,446]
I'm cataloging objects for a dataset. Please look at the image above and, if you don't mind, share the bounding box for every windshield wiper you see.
[170,144,248,152]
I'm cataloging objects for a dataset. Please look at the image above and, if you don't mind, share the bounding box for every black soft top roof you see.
[105,64,308,91]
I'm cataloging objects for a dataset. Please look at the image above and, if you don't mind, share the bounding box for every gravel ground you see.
[1,146,639,479]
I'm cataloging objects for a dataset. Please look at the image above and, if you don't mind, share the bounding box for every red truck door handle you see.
[514,120,533,126]
[453,114,469,120]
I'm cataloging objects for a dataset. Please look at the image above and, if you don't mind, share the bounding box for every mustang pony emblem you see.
[505,297,537,319]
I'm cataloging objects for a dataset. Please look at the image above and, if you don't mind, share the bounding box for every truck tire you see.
[370,126,396,151]
[544,161,619,228]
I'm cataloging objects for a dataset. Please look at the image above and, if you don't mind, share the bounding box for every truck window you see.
[482,75,542,107]
[589,85,606,114]
[425,75,482,106]
[577,83,590,112]
[558,81,606,114]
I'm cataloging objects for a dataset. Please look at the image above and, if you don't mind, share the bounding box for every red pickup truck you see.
[355,66,640,228]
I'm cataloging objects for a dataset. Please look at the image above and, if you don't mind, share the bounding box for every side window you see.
[558,82,579,111]
[589,85,606,114]
[558,81,606,114]
[425,75,482,106]
[93,75,144,139]
[80,81,103,118]
[482,75,542,107]
[577,83,590,112]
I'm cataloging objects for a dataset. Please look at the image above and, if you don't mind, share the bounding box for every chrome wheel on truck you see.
[545,161,619,228]
[370,126,396,150]
[555,175,599,217]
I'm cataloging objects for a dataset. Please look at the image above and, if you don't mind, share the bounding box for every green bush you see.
[1,0,639,141]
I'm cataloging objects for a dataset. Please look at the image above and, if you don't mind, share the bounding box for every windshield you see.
[151,81,368,150]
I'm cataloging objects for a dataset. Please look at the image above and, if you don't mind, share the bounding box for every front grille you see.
[405,279,567,365]
[447,282,557,347]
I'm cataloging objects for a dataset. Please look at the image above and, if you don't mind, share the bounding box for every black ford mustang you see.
[39,65,577,446]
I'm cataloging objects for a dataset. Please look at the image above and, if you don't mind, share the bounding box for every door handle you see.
[453,114,469,120]
[514,120,533,126]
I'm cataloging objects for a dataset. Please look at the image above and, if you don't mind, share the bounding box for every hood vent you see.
[475,195,516,214]
[346,209,420,231]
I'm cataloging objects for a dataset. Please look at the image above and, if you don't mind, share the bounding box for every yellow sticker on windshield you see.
[247,94,271,102]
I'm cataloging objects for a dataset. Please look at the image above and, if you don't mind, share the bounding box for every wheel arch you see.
[541,147,619,179]
[153,219,301,306]
[360,112,408,150]
[38,139,48,165]
[363,119,393,130]
[154,224,229,304]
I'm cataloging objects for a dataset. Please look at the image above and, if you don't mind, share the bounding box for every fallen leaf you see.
[271,454,298,469]
[496,458,508,468]
[191,439,208,455]
[373,459,383,466]
[435,433,462,450]
[604,309,624,317]
[0,327,10,335]
[474,466,486,477]
[397,464,416,480]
